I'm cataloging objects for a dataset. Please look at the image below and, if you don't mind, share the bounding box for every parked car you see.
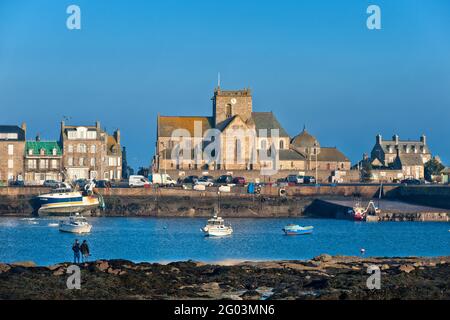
[401,178,422,185]
[43,180,61,188]
[216,175,233,185]
[149,173,177,187]
[287,174,305,184]
[8,180,24,187]
[195,176,214,187]
[95,180,112,188]
[303,176,316,184]
[232,177,246,185]
[181,175,198,185]
[128,175,150,187]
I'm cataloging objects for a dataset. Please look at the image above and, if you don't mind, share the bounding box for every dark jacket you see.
[80,243,90,255]
[72,243,80,253]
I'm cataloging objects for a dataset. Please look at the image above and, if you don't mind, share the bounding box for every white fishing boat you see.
[201,214,233,237]
[59,213,92,234]
[37,181,103,215]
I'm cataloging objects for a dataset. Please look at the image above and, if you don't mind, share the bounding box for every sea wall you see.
[1,185,449,219]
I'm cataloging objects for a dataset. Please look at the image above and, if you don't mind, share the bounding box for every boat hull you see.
[202,227,233,237]
[38,195,99,216]
[59,223,92,234]
[282,225,314,235]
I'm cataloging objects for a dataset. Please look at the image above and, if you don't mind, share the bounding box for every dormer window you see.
[52,148,57,155]
[28,149,33,155]
[40,148,45,155]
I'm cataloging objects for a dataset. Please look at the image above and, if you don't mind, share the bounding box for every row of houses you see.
[154,86,440,182]
[0,122,123,185]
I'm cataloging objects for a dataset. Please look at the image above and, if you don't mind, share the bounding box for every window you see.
[79,158,84,166]
[68,157,73,166]
[78,144,87,153]
[0,133,18,140]
[28,159,37,169]
[279,140,284,149]
[7,145,14,155]
[87,131,97,139]
[226,104,232,118]
[7,159,13,169]
[39,159,48,169]
[90,145,96,153]
[91,158,96,166]
[28,149,33,155]
[51,160,58,169]
[68,145,73,153]
[52,148,57,156]
[40,148,45,155]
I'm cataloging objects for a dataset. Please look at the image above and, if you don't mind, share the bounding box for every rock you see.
[0,263,11,273]
[107,268,121,275]
[53,268,65,276]
[97,261,109,272]
[12,261,36,268]
[240,290,261,300]
[200,282,221,292]
[314,254,332,263]
[351,266,361,271]
[399,265,415,273]
[119,271,127,276]
[381,264,390,270]
[48,264,62,271]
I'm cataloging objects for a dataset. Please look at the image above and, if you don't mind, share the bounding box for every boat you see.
[201,214,233,237]
[37,181,103,216]
[282,224,314,235]
[59,213,92,234]
[348,200,381,221]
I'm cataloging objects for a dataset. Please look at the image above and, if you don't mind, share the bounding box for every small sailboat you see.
[201,213,233,237]
[282,224,314,235]
[59,213,92,234]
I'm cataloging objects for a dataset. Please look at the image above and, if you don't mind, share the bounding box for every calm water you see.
[0,217,449,266]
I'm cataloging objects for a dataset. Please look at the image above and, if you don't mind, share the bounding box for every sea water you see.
[0,217,449,265]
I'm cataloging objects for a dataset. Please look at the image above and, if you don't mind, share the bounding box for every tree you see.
[361,161,373,182]
[137,167,150,177]
[424,158,444,181]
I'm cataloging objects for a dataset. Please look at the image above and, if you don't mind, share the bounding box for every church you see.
[154,87,351,179]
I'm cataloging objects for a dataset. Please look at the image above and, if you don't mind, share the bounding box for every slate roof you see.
[291,129,320,148]
[0,125,25,141]
[251,112,289,137]
[25,141,62,156]
[395,154,425,166]
[278,149,306,161]
[317,147,350,162]
[158,116,214,137]
[378,140,430,154]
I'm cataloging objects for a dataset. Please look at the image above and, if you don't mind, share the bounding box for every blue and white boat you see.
[282,224,314,235]
[37,182,101,216]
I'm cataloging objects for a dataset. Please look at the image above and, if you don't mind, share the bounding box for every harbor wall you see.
[0,185,449,219]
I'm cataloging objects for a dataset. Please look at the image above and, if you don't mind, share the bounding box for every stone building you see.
[60,121,122,181]
[290,128,351,171]
[24,138,63,185]
[155,87,291,172]
[154,87,351,178]
[0,124,26,184]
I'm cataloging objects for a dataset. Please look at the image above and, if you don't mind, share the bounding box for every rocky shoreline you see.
[1,255,449,300]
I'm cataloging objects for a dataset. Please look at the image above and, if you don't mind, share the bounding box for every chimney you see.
[420,134,426,145]
[21,122,27,136]
[114,129,121,144]
[35,133,41,142]
[96,121,100,130]
[376,134,382,144]
[393,134,399,145]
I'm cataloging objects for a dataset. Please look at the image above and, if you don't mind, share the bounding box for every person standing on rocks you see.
[80,240,90,262]
[72,239,81,264]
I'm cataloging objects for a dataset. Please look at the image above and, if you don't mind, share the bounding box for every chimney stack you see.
[114,129,121,144]
[376,134,382,144]
[420,134,426,145]
[96,121,100,130]
[393,134,399,145]
[36,133,41,142]
[21,122,27,136]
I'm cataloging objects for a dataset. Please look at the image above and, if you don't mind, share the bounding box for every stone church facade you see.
[154,87,351,178]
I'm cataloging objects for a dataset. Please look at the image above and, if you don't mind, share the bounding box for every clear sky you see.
[1,0,449,169]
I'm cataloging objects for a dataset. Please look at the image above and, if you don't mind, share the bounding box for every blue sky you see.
[1,0,449,169]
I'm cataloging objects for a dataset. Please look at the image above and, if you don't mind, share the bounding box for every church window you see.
[226,104,232,118]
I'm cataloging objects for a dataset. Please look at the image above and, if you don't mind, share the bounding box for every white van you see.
[128,175,150,188]
[149,173,177,187]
